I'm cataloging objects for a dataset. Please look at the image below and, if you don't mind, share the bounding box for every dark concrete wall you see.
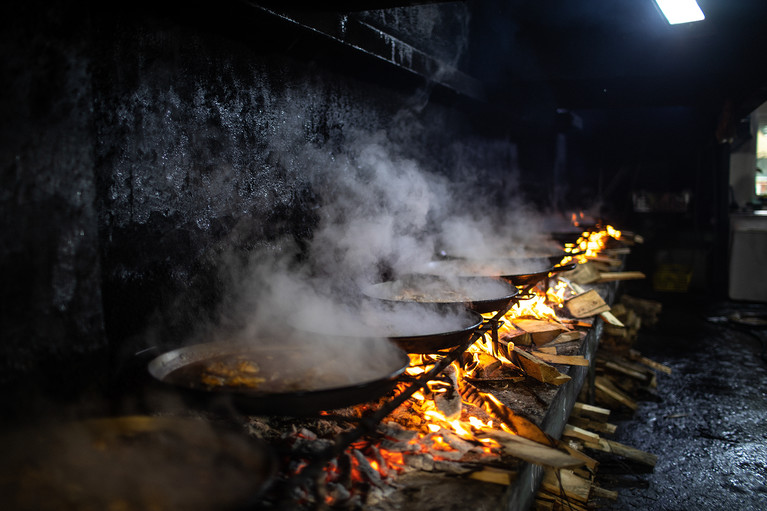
[0,1,521,411]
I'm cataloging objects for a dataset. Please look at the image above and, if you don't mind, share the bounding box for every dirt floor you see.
[596,293,767,510]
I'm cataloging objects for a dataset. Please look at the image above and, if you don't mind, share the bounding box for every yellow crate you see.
[652,264,693,293]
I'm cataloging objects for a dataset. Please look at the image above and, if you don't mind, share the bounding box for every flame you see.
[561,224,622,264]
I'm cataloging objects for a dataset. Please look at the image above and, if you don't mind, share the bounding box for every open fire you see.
[234,223,637,510]
[246,261,617,508]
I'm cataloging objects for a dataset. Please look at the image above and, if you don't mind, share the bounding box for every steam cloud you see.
[209,99,563,355]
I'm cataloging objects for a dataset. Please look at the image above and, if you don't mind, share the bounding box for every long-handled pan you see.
[362,274,520,315]
[147,335,410,416]
[294,301,485,354]
[414,257,576,289]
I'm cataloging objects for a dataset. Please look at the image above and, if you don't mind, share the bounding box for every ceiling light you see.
[654,0,705,25]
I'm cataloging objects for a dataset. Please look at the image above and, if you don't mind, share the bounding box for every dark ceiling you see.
[469,0,767,120]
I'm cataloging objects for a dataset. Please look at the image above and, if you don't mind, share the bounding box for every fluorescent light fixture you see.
[655,0,705,24]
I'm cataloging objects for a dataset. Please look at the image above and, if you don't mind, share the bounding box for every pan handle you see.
[549,262,577,274]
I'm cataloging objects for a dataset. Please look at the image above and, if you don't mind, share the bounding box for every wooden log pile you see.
[588,294,668,412]
[534,295,668,510]
[533,401,658,510]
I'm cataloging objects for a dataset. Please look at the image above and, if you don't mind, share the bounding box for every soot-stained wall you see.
[1,1,521,411]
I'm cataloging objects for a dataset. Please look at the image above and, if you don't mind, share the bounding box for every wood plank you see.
[541,468,591,503]
[585,255,622,267]
[565,289,610,318]
[511,319,569,345]
[538,330,585,347]
[590,485,619,501]
[572,402,611,423]
[562,424,600,444]
[562,261,602,285]
[468,467,515,485]
[594,376,638,411]
[568,416,618,435]
[596,271,646,282]
[558,441,599,472]
[478,430,586,469]
[602,359,652,382]
[628,349,672,375]
[532,351,590,367]
[535,491,589,511]
[584,438,658,468]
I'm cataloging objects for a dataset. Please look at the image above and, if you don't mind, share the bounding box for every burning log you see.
[511,347,572,386]
[477,430,586,469]
[506,319,570,346]
[458,379,555,446]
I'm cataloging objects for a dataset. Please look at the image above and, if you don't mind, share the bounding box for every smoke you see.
[205,101,567,351]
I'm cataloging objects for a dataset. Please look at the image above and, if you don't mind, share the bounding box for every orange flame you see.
[561,224,622,264]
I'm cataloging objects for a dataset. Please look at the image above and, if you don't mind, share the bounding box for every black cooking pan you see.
[363,274,519,314]
[295,301,485,354]
[414,257,576,289]
[147,336,410,416]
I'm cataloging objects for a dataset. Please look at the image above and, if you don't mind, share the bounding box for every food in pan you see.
[392,286,470,303]
[199,356,266,389]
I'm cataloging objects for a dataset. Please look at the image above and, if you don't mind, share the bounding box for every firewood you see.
[562,261,601,285]
[459,380,555,446]
[620,295,662,325]
[585,255,622,267]
[571,402,611,423]
[599,310,625,327]
[532,351,590,367]
[478,430,586,469]
[590,485,619,501]
[538,330,585,347]
[564,289,610,318]
[536,346,558,355]
[584,438,657,468]
[533,497,555,511]
[603,324,629,338]
[562,424,600,444]
[468,466,515,485]
[596,271,646,282]
[510,319,569,345]
[513,347,572,385]
[557,440,599,472]
[628,349,672,374]
[541,468,592,503]
[594,376,638,411]
[535,491,590,511]
[568,416,617,435]
[600,359,653,383]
